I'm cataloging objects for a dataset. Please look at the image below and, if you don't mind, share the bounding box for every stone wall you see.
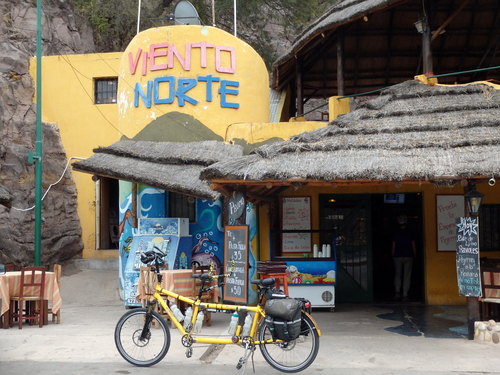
[0,0,95,266]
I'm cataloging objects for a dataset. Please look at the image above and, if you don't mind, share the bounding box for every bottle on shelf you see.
[242,314,253,336]
[170,303,185,322]
[194,311,204,333]
[183,306,193,329]
[227,312,239,335]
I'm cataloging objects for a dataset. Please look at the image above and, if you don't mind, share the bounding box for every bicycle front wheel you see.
[258,313,320,373]
[114,308,171,367]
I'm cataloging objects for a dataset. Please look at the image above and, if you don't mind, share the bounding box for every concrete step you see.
[68,258,119,271]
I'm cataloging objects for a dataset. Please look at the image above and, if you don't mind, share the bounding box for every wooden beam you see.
[431,0,470,42]
[336,32,345,96]
[296,59,304,116]
[131,183,138,228]
[207,176,491,187]
[210,183,233,197]
[422,16,434,75]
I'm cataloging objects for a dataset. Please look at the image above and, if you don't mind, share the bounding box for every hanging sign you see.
[228,191,245,224]
[455,217,482,297]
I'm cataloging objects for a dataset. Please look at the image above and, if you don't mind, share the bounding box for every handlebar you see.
[140,246,167,268]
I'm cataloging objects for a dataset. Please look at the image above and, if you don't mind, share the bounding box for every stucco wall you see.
[30,53,122,259]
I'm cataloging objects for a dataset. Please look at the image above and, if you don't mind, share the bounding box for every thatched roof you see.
[73,140,243,200]
[0,184,12,207]
[272,0,500,96]
[201,80,500,184]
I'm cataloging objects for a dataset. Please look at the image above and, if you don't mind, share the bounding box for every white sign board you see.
[436,195,465,251]
[282,197,311,253]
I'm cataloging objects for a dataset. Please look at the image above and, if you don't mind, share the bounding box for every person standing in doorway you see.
[392,215,416,301]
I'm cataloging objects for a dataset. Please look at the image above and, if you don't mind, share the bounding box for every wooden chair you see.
[192,264,216,326]
[257,261,289,295]
[9,267,46,329]
[5,264,20,271]
[479,267,500,320]
[47,264,62,323]
[138,266,159,307]
[138,266,168,326]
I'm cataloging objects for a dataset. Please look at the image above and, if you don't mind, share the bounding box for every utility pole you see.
[233,0,237,36]
[33,0,43,266]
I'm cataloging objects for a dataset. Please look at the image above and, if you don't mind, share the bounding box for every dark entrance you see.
[319,193,424,303]
[371,193,424,303]
[320,194,372,303]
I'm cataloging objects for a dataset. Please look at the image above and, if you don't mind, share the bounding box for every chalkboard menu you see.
[455,217,482,297]
[223,225,249,303]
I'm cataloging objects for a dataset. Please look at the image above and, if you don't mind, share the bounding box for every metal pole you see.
[136,0,142,34]
[233,0,237,36]
[34,0,43,266]
[212,0,216,26]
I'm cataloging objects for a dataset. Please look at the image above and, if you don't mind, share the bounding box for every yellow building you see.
[32,23,500,309]
[31,26,322,260]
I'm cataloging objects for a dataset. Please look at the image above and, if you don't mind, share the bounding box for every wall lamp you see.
[465,184,484,217]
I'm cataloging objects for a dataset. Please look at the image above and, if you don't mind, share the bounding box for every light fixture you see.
[465,184,484,217]
[414,17,427,34]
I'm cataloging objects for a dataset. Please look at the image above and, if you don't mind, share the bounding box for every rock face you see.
[0,0,95,266]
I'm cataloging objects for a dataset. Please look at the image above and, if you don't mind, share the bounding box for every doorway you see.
[320,194,372,303]
[371,193,424,302]
[97,177,119,249]
[319,193,424,303]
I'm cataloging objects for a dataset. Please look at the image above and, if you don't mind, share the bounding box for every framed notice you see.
[436,195,465,251]
[223,225,249,303]
[281,197,311,253]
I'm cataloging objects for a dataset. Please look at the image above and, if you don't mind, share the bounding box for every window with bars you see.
[479,204,500,251]
[168,192,196,223]
[94,77,118,104]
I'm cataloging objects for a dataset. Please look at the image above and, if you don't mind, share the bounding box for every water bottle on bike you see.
[170,303,184,322]
[183,306,193,329]
[194,311,204,333]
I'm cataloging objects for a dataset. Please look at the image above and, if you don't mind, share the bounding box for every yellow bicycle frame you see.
[152,283,321,345]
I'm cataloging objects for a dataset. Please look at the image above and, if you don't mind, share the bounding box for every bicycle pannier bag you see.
[265,287,287,301]
[264,298,302,341]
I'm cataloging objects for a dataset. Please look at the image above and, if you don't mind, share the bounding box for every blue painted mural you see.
[189,199,224,274]
[118,184,167,306]
[246,203,258,304]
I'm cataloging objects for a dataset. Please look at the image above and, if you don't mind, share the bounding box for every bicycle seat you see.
[251,278,275,288]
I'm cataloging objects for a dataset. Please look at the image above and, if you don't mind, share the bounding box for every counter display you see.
[283,258,336,308]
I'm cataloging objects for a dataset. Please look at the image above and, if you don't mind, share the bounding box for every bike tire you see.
[258,313,320,373]
[114,308,171,367]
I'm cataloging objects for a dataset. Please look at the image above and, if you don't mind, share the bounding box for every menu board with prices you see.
[223,225,249,303]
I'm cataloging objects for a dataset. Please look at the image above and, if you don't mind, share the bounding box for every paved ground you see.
[1,265,499,374]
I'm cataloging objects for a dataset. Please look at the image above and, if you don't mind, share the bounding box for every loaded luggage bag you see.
[264,298,302,341]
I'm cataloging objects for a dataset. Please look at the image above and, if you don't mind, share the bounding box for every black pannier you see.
[264,298,302,341]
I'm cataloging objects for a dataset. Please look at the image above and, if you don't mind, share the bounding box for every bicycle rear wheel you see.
[114,308,170,367]
[258,313,319,373]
